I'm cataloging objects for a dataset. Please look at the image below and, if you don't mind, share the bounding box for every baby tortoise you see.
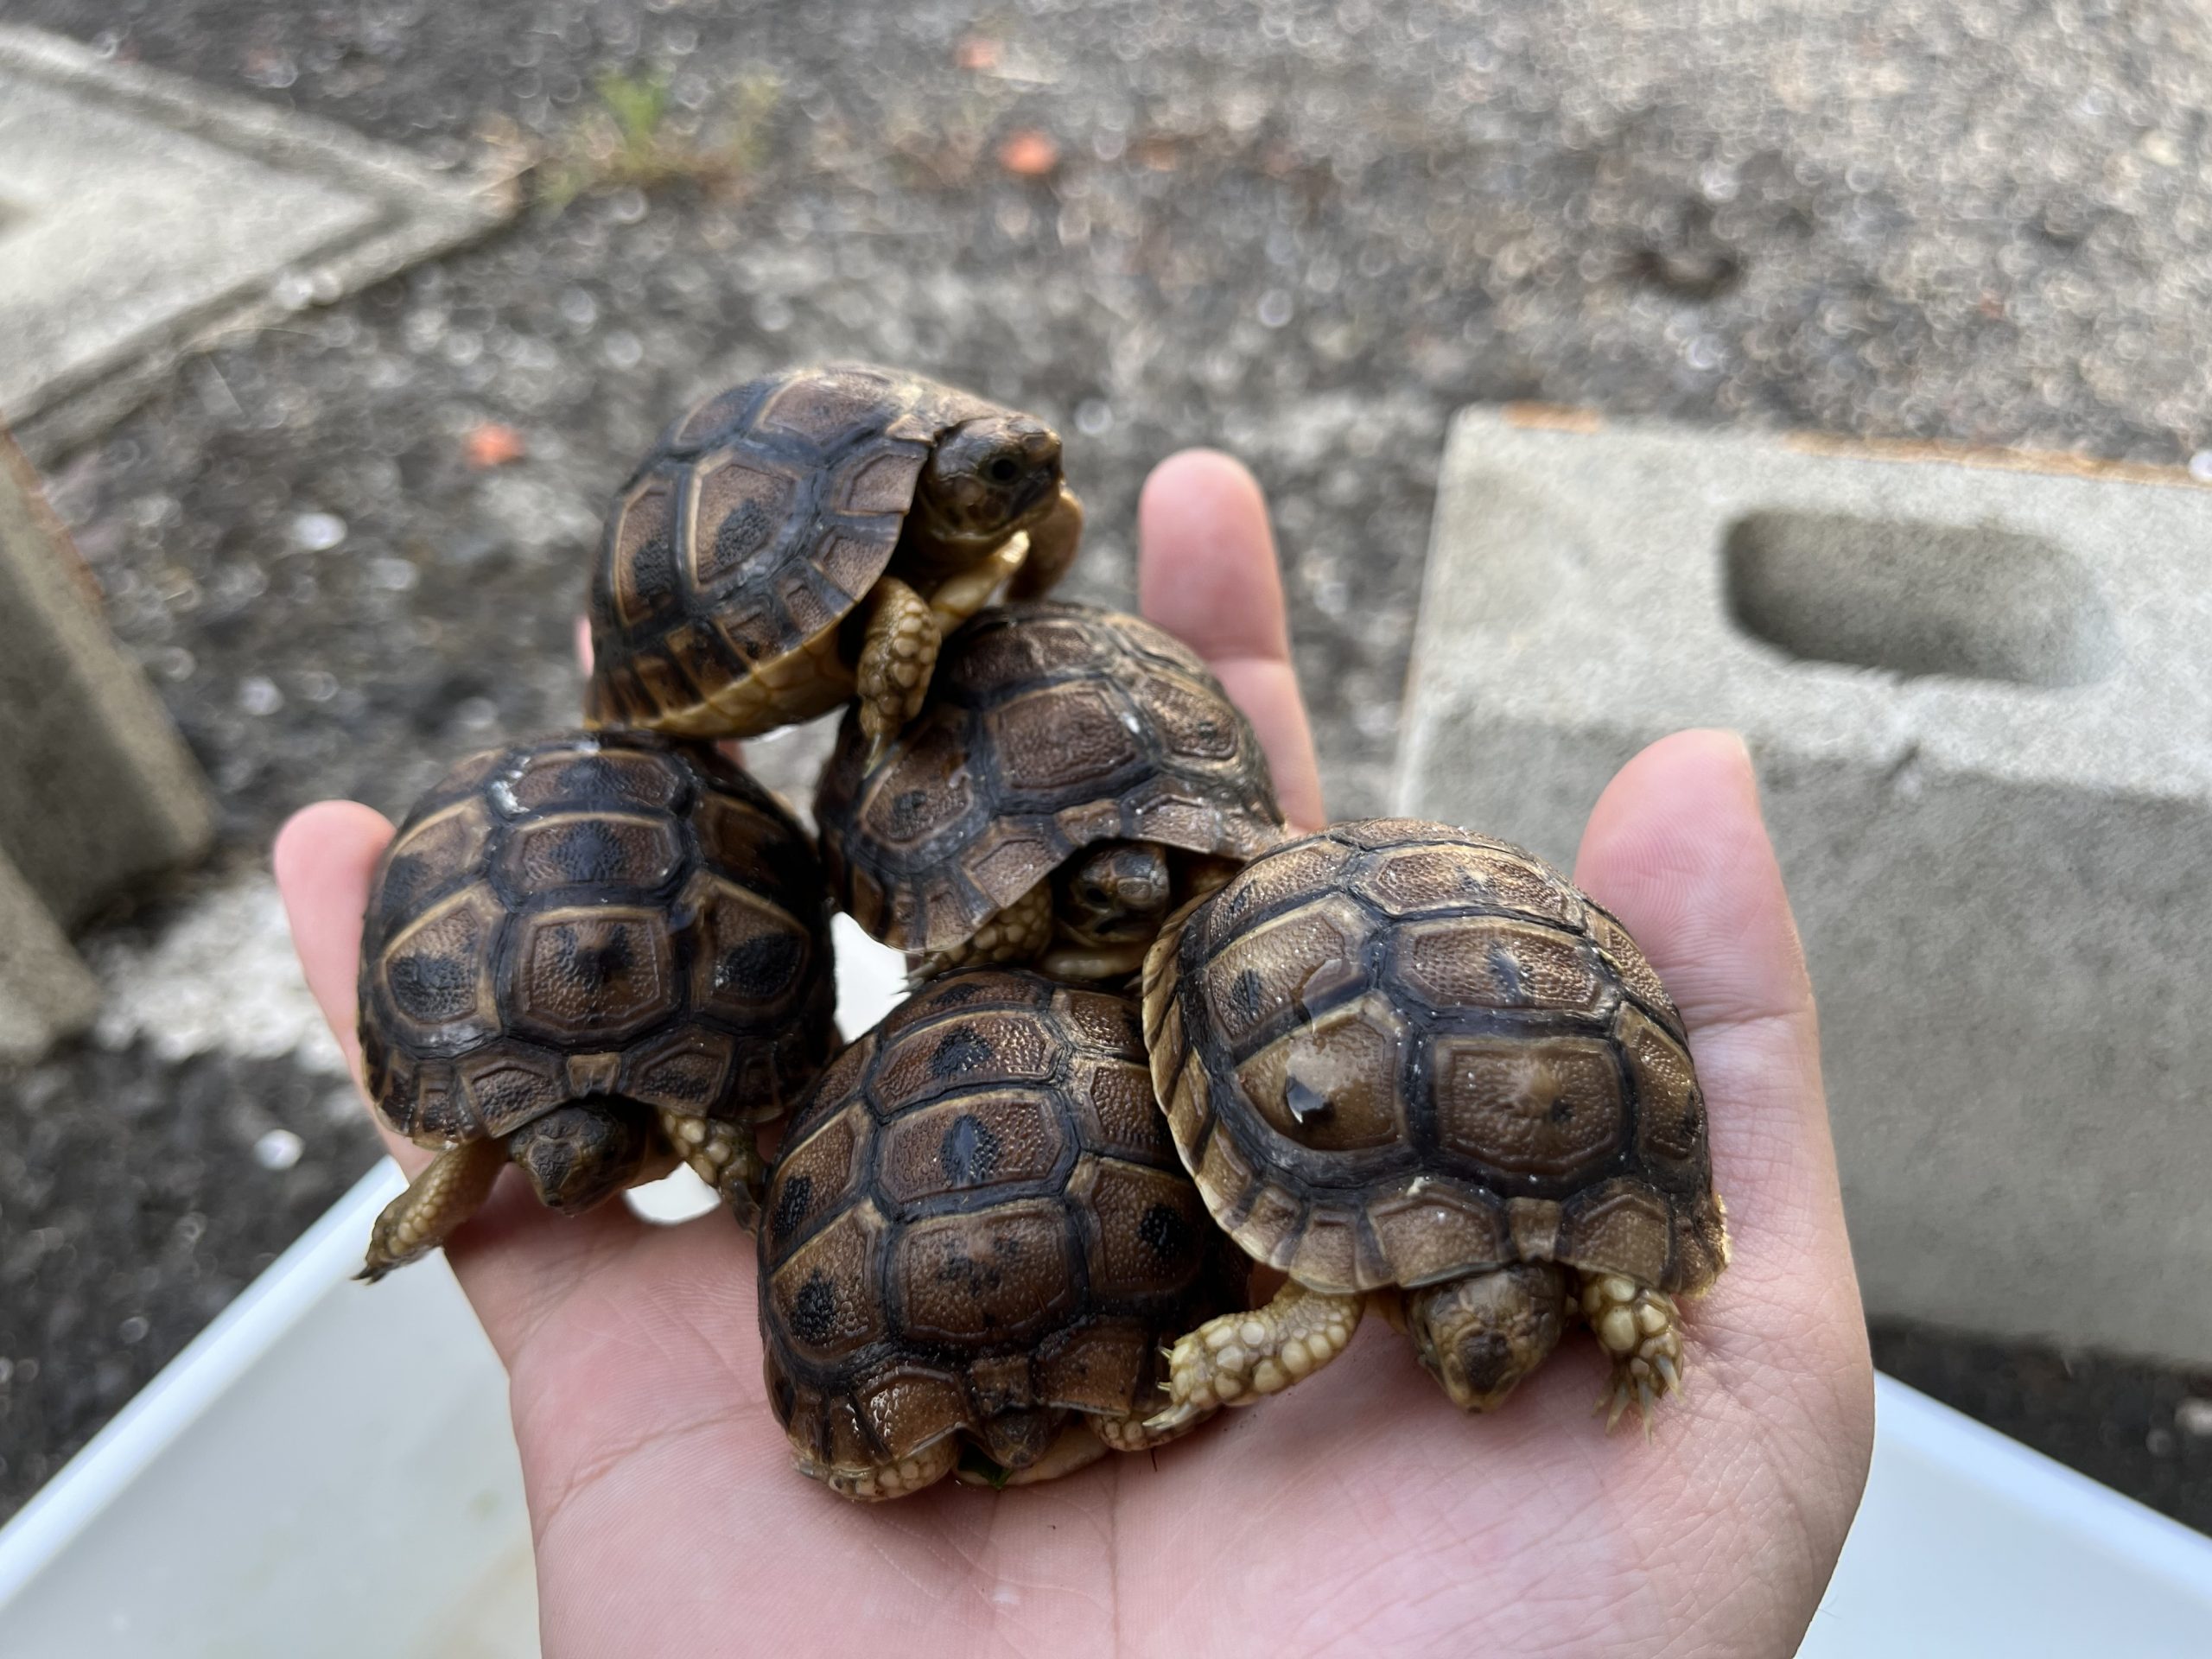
[758,968,1240,1499]
[1141,820,1728,1430]
[355,731,836,1277]
[584,364,1084,758]
[814,602,1286,983]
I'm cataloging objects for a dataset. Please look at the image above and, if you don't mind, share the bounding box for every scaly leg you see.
[1580,1273,1688,1432]
[655,1109,766,1230]
[1092,1397,1214,1452]
[1008,485,1084,599]
[907,880,1052,982]
[924,532,1032,632]
[359,1139,506,1281]
[800,1434,960,1503]
[855,576,939,764]
[1147,1280,1364,1432]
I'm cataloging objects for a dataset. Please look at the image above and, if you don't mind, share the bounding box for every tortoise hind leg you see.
[1580,1273,1688,1432]
[855,576,940,763]
[1147,1281,1364,1432]
[654,1108,766,1230]
[359,1139,506,1281]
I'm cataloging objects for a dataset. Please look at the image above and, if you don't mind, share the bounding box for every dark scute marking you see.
[791,1272,838,1344]
[929,979,989,1006]
[938,1114,1003,1186]
[1548,1096,1575,1125]
[629,530,678,611]
[716,931,804,998]
[1284,1076,1331,1124]
[770,1173,814,1242]
[1137,1201,1192,1262]
[712,499,778,571]
[558,822,627,885]
[1681,1102,1703,1141]
[887,789,931,838]
[388,952,474,1014]
[377,854,438,917]
[928,1026,995,1079]
[769,1368,796,1422]
[1229,968,1266,1026]
[562,755,620,803]
[569,927,633,990]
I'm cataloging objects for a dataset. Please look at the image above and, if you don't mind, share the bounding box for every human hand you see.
[276,450,1871,1656]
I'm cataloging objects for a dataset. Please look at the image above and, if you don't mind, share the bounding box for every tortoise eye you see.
[986,455,1021,484]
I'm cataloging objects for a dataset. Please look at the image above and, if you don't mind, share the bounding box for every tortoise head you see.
[505,1099,655,1214]
[1407,1263,1568,1414]
[916,414,1065,548]
[1058,842,1173,946]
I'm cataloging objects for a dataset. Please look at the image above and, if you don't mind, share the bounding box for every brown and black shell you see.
[1141,819,1726,1301]
[814,602,1286,954]
[759,968,1239,1480]
[357,730,836,1148]
[584,364,1014,738]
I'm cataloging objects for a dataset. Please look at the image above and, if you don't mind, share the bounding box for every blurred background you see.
[1,0,2209,1536]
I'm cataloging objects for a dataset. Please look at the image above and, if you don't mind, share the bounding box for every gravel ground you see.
[4,0,2212,1531]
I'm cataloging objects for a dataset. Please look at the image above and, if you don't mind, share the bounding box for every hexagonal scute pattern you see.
[584,365,1011,734]
[357,731,836,1146]
[1144,820,1725,1297]
[758,968,1240,1478]
[815,601,1288,953]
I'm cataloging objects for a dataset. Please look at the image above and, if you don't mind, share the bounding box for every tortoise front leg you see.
[906,880,1053,982]
[800,1434,961,1503]
[1147,1280,1364,1432]
[359,1138,506,1281]
[1008,484,1084,599]
[924,531,1031,630]
[855,575,940,763]
[1580,1273,1688,1432]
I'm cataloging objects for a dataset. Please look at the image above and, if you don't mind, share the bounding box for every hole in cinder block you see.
[1722,512,2120,688]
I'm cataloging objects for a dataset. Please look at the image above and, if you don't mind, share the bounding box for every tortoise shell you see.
[814,601,1286,954]
[759,968,1237,1485]
[357,730,836,1147]
[584,364,1020,738]
[1141,819,1726,1300]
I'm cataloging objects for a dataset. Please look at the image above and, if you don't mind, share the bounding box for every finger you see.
[273,800,395,1096]
[1570,730,1853,1294]
[1138,449,1325,830]
[274,800,649,1359]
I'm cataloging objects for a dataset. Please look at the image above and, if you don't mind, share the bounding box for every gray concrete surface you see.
[1399,410,2212,1365]
[0,26,512,460]
[3,0,2211,1533]
[0,429,214,932]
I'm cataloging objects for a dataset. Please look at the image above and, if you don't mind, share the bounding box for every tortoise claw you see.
[1143,1402,1204,1436]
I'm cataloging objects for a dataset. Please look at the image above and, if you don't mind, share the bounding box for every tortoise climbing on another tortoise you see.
[355,731,836,1278]
[759,967,1241,1499]
[1141,820,1729,1431]
[584,365,1084,756]
[814,602,1286,983]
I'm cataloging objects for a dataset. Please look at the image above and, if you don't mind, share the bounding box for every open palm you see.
[277,452,1872,1656]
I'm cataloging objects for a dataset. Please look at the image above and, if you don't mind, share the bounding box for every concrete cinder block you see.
[1397,408,2212,1365]
[0,430,215,930]
[0,845,99,1064]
